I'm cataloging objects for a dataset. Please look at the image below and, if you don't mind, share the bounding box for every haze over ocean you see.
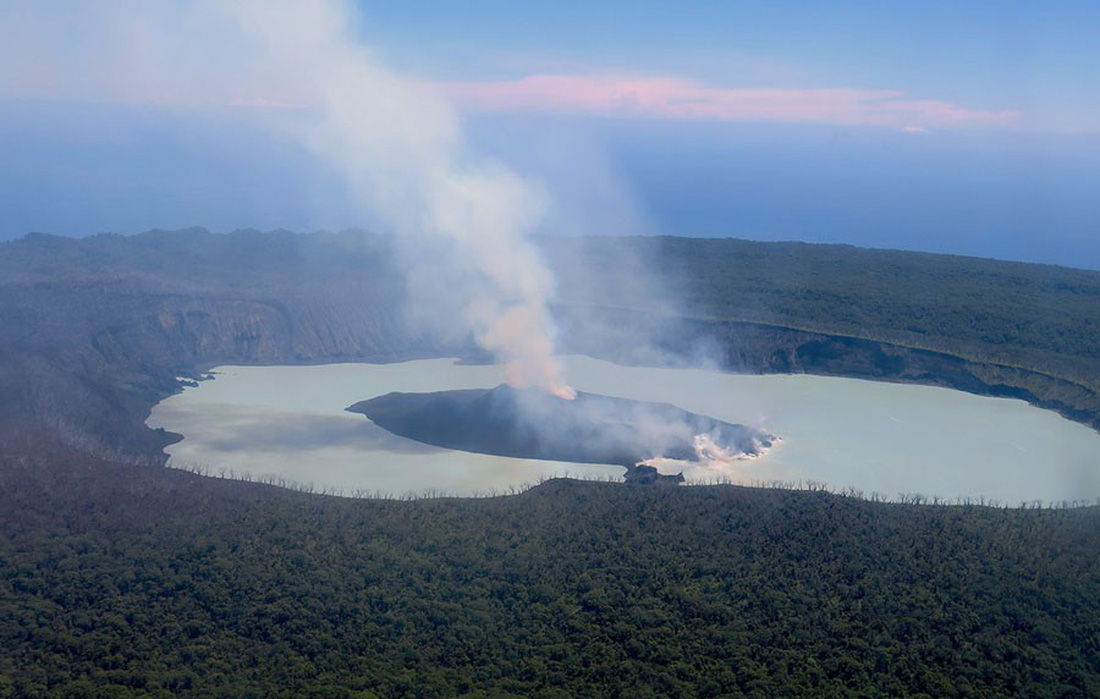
[3,1,1099,270]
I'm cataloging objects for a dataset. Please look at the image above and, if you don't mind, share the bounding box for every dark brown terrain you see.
[350,385,773,467]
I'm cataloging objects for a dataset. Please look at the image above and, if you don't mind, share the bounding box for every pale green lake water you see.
[147,356,1100,502]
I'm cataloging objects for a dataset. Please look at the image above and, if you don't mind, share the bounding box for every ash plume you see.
[2,0,707,397]
[219,1,574,398]
[3,0,576,398]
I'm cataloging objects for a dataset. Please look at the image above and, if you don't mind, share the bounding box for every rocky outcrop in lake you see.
[349,385,775,472]
[2,228,1097,467]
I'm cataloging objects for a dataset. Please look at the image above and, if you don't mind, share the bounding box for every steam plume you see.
[221,1,574,398]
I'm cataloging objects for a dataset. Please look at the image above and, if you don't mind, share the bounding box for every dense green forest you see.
[1,229,1099,696]
[546,236,1100,397]
[2,455,1098,698]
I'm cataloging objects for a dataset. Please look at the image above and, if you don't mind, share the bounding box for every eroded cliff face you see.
[87,293,421,367]
[3,229,1098,467]
[560,308,1100,433]
[0,231,456,463]
[7,281,458,465]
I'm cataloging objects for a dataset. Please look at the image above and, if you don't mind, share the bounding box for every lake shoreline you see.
[148,357,1100,503]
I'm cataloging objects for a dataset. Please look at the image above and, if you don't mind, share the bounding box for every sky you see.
[2,0,1100,269]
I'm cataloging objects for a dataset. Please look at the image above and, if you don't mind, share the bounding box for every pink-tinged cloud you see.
[439,74,1020,129]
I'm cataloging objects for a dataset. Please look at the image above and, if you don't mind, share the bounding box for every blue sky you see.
[355,1,1100,131]
[2,1,1099,268]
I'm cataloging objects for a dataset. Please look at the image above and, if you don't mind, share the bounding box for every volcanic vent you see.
[348,384,776,478]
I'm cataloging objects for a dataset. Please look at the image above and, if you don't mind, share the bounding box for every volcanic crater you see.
[348,384,776,476]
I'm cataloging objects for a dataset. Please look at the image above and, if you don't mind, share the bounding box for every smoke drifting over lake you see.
[350,384,776,474]
[217,1,576,397]
[7,0,586,397]
[3,0,720,409]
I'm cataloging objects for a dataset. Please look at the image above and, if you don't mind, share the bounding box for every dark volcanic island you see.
[348,385,776,483]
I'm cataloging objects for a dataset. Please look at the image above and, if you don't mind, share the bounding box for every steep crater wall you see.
[562,307,1100,433]
[2,230,1097,467]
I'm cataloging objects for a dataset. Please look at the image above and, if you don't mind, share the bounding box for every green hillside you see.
[2,457,1098,698]
[1,230,1098,697]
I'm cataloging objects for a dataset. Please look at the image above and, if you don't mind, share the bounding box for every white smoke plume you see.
[219,1,575,398]
[0,0,575,399]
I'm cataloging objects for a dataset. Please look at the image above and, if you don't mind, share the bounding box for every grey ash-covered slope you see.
[349,384,773,467]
